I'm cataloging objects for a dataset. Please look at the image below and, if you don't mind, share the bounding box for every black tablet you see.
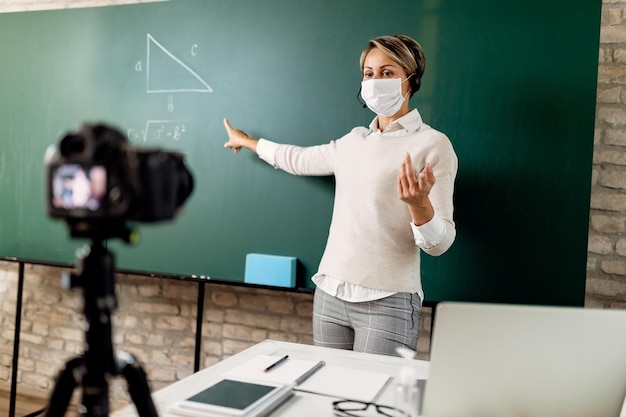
[169,378,293,416]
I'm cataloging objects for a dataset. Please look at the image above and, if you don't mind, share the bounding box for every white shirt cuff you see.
[410,212,447,249]
[257,138,279,166]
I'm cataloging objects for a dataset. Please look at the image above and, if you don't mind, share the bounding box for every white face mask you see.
[360,76,411,117]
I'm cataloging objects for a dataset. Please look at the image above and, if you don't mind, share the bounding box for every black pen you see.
[263,355,289,373]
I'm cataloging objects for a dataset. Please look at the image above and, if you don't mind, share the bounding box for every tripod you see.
[44,238,159,417]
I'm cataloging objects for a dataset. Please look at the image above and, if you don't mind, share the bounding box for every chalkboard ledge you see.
[0,257,314,294]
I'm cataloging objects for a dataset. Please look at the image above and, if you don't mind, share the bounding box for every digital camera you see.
[45,123,194,237]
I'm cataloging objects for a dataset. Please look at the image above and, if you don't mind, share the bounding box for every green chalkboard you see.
[0,0,600,304]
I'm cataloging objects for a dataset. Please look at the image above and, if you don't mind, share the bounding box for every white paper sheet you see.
[224,355,322,385]
[223,355,391,402]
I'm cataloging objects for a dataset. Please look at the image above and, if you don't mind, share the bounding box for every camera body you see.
[45,123,194,234]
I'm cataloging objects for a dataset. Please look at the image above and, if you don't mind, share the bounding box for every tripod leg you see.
[118,352,159,417]
[45,357,83,417]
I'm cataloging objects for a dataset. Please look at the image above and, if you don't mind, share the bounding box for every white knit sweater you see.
[258,110,457,293]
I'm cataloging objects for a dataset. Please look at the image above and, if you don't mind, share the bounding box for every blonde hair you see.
[359,35,426,97]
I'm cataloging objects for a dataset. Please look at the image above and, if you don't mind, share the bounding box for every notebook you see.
[422,302,626,417]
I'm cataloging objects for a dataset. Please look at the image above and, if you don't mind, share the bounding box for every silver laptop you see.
[422,302,626,417]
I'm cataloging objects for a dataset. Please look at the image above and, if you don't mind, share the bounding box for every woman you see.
[223,34,457,356]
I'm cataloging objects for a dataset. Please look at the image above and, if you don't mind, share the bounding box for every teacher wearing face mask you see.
[223,34,457,357]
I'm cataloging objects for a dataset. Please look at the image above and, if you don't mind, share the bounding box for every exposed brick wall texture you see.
[588,0,626,309]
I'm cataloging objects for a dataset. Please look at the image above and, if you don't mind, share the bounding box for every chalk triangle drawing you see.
[146,33,213,93]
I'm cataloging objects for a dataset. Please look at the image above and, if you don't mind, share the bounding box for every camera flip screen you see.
[51,164,107,212]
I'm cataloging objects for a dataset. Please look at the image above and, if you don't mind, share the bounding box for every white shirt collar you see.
[367,109,424,136]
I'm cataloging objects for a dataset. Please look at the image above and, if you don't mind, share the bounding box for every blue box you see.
[244,253,297,288]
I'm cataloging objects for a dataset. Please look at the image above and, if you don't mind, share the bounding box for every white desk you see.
[113,339,430,417]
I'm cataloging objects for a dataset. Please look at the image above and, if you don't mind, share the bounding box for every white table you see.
[113,339,430,417]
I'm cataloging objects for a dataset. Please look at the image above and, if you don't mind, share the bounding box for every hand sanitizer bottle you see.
[395,347,420,417]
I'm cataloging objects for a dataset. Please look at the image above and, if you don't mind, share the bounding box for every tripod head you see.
[62,238,118,321]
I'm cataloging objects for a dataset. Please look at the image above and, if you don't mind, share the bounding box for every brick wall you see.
[0,0,624,410]
[587,0,626,309]
[0,261,326,409]
[0,261,431,408]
